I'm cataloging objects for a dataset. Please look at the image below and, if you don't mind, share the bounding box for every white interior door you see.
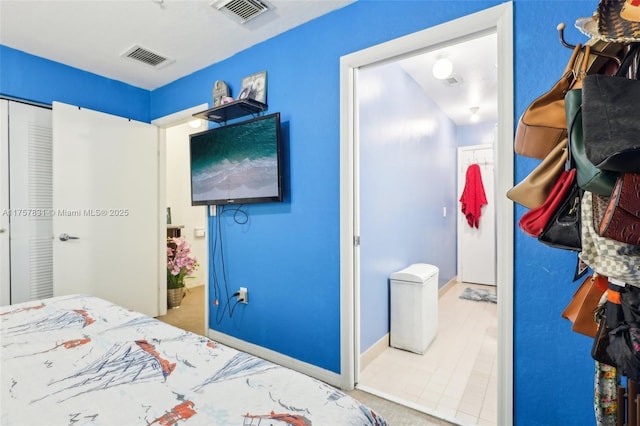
[52,102,160,317]
[457,144,496,286]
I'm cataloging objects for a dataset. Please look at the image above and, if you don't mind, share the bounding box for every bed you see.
[0,294,387,425]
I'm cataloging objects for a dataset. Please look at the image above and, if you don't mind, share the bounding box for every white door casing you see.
[52,102,160,317]
[340,3,513,424]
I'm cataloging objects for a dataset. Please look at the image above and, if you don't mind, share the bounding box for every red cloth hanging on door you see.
[459,163,488,229]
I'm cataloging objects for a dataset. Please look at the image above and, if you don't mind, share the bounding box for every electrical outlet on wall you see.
[237,287,248,304]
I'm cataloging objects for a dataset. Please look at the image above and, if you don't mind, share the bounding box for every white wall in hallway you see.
[166,122,208,288]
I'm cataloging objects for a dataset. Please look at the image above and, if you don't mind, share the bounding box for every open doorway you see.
[339,3,514,426]
[153,106,210,335]
[356,37,498,425]
[155,120,209,335]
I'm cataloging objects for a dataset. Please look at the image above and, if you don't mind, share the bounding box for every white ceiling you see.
[0,0,354,90]
[398,32,498,126]
[0,0,497,126]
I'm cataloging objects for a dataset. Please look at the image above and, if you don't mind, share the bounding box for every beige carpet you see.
[345,389,456,425]
[156,285,205,335]
[156,285,454,425]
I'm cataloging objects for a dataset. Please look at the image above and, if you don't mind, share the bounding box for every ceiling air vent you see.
[121,45,174,69]
[442,74,463,86]
[212,0,271,24]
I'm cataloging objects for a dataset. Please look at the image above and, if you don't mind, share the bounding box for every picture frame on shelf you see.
[238,71,267,104]
[213,80,230,107]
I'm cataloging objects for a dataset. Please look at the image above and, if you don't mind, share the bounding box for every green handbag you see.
[565,88,617,196]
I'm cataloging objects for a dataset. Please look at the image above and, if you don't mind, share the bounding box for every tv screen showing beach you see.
[190,113,282,205]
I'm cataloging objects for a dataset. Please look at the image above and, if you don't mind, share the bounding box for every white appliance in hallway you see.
[389,263,439,354]
[457,144,496,286]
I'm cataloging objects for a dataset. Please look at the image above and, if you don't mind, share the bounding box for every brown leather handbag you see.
[562,274,608,338]
[507,138,568,209]
[598,173,640,246]
[514,44,586,159]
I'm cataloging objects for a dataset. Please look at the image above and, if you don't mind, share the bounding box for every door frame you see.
[152,104,208,319]
[339,3,514,424]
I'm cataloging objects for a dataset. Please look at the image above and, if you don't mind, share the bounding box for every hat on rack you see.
[575,0,640,43]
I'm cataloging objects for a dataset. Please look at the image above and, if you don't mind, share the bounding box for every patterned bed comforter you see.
[0,295,387,426]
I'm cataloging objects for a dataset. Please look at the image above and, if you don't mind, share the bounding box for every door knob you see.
[59,233,79,241]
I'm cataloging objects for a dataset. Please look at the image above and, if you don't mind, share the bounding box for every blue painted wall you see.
[0,46,150,122]
[512,2,598,425]
[0,1,606,424]
[152,2,600,424]
[358,62,457,352]
[149,0,507,377]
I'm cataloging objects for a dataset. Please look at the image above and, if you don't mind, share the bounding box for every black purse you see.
[582,44,640,173]
[537,179,582,251]
[592,304,616,366]
[564,89,618,195]
[606,285,640,381]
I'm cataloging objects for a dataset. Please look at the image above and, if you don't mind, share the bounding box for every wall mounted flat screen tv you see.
[190,112,282,205]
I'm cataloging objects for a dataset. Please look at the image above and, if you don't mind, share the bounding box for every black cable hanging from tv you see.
[211,204,249,325]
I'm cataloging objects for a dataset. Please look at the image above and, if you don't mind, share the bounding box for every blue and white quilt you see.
[1,295,387,426]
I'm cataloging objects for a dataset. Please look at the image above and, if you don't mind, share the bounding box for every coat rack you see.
[557,22,640,423]
[556,22,622,66]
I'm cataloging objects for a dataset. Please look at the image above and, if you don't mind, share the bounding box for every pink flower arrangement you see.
[167,237,198,289]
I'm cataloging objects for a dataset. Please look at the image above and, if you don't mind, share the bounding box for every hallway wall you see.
[166,123,208,289]
[358,62,457,353]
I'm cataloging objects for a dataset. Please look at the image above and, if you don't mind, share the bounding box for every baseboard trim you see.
[439,276,458,298]
[185,283,205,290]
[207,328,341,388]
[360,333,389,370]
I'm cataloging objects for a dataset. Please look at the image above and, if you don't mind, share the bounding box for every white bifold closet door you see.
[1,100,54,305]
[52,102,160,317]
[0,101,161,316]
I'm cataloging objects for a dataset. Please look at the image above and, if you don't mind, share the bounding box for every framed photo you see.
[212,80,230,107]
[238,71,267,104]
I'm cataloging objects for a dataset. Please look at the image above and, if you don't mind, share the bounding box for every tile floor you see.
[358,281,498,426]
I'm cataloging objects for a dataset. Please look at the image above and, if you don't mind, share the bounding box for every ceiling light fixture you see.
[470,106,480,123]
[432,57,453,80]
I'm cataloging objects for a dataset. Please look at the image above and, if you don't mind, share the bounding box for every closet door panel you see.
[0,101,9,305]
[52,102,160,317]
[8,101,53,304]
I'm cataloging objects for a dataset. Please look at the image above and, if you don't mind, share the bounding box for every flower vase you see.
[167,287,185,309]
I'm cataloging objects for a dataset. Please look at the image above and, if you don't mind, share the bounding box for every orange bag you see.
[562,274,608,338]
